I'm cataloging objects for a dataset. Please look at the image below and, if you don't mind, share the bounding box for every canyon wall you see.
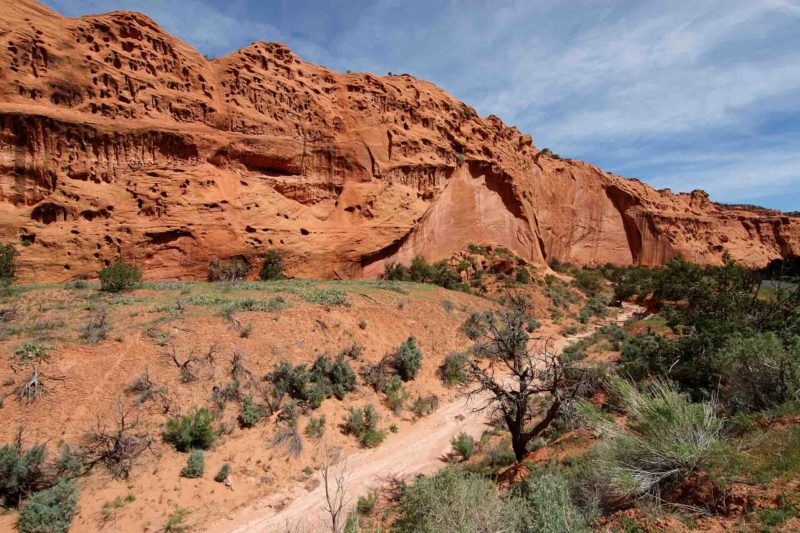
[1,0,797,282]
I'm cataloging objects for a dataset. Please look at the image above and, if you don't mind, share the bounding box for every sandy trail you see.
[211,305,641,532]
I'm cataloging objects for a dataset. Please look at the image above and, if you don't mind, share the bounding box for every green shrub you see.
[0,242,19,289]
[180,450,204,478]
[572,269,602,296]
[393,467,525,533]
[345,405,385,448]
[11,342,52,366]
[356,491,379,516]
[460,312,488,340]
[99,260,142,292]
[17,480,79,533]
[619,331,677,382]
[716,332,800,411]
[520,468,596,533]
[305,416,326,439]
[515,268,531,284]
[238,396,263,428]
[164,408,215,451]
[439,352,467,385]
[259,249,285,280]
[577,377,721,500]
[392,336,422,381]
[384,262,408,281]
[384,379,409,414]
[0,442,48,507]
[266,362,310,401]
[481,442,516,470]
[214,463,231,482]
[450,432,475,460]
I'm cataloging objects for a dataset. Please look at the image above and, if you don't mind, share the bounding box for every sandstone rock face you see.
[1,0,797,282]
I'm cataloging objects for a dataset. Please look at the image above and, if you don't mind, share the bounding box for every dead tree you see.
[465,296,580,461]
[125,368,171,413]
[321,448,348,533]
[167,344,198,383]
[79,406,153,479]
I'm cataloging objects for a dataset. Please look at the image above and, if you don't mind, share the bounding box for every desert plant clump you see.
[450,432,475,460]
[259,249,285,280]
[164,408,215,452]
[214,463,231,483]
[11,342,52,366]
[345,405,385,448]
[411,395,438,418]
[99,260,142,292]
[79,308,110,344]
[577,377,722,501]
[384,379,409,414]
[305,416,326,439]
[79,409,153,480]
[238,396,264,428]
[17,480,79,533]
[393,467,526,533]
[180,449,205,478]
[392,336,422,381]
[439,352,467,385]
[520,468,596,533]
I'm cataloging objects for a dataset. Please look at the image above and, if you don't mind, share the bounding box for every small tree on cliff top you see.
[465,295,579,461]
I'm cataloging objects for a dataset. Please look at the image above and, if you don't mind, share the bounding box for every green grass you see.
[707,426,800,486]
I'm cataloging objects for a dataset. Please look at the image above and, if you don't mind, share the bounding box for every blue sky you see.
[43,0,800,211]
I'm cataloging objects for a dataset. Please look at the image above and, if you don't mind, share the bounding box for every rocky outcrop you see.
[1,0,797,282]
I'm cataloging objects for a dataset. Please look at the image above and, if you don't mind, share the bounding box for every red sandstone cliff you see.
[0,0,797,282]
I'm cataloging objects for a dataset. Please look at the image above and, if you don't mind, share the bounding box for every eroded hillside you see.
[1,0,798,283]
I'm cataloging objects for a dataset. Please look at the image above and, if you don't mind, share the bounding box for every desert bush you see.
[356,491,379,516]
[481,442,516,470]
[460,311,489,340]
[208,257,249,282]
[577,377,721,501]
[271,425,303,457]
[0,242,19,289]
[411,395,438,418]
[238,396,263,428]
[716,332,800,411]
[619,331,677,382]
[345,405,385,448]
[450,432,475,460]
[214,463,231,482]
[384,262,408,281]
[180,450,204,478]
[579,296,608,324]
[339,342,364,359]
[393,467,525,533]
[515,268,531,284]
[17,480,79,533]
[439,352,467,385]
[0,442,48,507]
[164,408,215,451]
[259,249,284,280]
[384,379,409,414]
[520,468,596,533]
[79,308,109,344]
[11,342,52,366]
[392,336,422,381]
[572,269,602,296]
[99,260,142,292]
[80,410,152,480]
[305,416,326,439]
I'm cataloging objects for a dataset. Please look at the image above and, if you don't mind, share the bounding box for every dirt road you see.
[211,305,641,532]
